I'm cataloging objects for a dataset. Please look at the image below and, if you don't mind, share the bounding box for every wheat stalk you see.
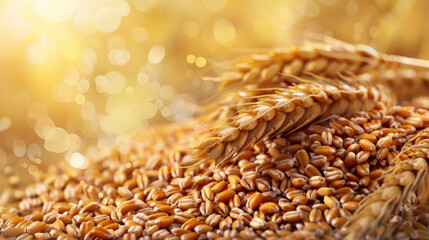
[344,128,429,240]
[181,75,396,167]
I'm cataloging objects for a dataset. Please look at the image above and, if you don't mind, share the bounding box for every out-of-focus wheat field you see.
[0,0,428,202]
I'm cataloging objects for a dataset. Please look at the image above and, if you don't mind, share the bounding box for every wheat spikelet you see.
[182,76,396,167]
[344,128,429,240]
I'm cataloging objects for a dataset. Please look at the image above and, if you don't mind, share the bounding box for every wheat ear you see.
[181,76,396,168]
[205,38,429,90]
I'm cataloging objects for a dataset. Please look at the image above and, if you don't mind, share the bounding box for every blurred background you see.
[0,0,428,203]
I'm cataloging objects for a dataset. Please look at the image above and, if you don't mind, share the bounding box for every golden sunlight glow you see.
[0,117,11,132]
[213,19,236,46]
[69,152,88,169]
[34,0,75,23]
[148,44,166,64]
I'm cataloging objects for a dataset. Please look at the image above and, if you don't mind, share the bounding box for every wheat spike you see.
[205,39,429,97]
[182,75,396,167]
[204,67,429,127]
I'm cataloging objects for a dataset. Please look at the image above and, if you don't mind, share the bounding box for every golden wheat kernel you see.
[15,220,32,229]
[311,155,328,167]
[91,227,112,238]
[259,202,280,213]
[26,212,44,222]
[211,181,227,194]
[267,168,286,181]
[182,217,201,231]
[356,163,370,177]
[345,182,359,191]
[246,192,263,210]
[232,219,245,230]
[304,164,322,177]
[143,225,159,236]
[66,224,80,238]
[152,190,166,201]
[52,219,65,231]
[81,202,99,213]
[296,149,310,167]
[359,139,376,152]
[34,233,51,240]
[284,144,306,153]
[342,201,359,212]
[253,210,266,220]
[249,218,268,230]
[170,228,191,237]
[214,189,235,203]
[344,126,355,137]
[291,177,307,188]
[358,176,371,187]
[205,214,222,227]
[155,216,174,228]
[201,200,215,216]
[339,193,353,204]
[26,221,47,234]
[291,195,308,206]
[255,178,271,192]
[283,211,303,223]
[4,227,26,237]
[356,133,376,142]
[317,187,336,197]
[309,176,326,188]
[309,208,322,223]
[368,180,380,191]
[329,179,346,189]
[117,187,133,199]
[181,232,199,240]
[53,203,73,213]
[178,198,198,210]
[324,196,339,209]
[154,204,174,213]
[219,218,232,230]
[331,217,347,228]
[227,175,241,184]
[275,159,295,171]
[278,199,295,212]
[306,189,318,201]
[194,224,213,234]
[376,135,393,148]
[6,216,24,226]
[325,207,340,223]
[79,221,93,236]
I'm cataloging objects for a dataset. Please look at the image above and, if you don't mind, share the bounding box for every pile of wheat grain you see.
[0,105,428,240]
[1,39,429,240]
